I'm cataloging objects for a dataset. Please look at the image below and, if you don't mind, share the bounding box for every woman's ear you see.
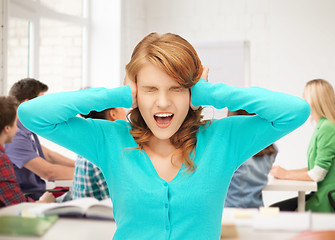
[107,110,117,121]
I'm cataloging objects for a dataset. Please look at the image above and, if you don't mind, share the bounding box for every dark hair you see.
[9,78,48,102]
[228,109,278,157]
[0,96,19,132]
[80,108,114,120]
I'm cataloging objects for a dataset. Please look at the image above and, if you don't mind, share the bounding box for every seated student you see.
[4,78,75,200]
[72,107,126,200]
[271,79,335,212]
[0,96,55,207]
[225,110,278,208]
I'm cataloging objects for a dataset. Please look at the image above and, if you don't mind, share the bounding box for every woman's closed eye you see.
[170,86,185,92]
[143,87,158,92]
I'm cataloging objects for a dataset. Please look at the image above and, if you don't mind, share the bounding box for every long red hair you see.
[126,32,207,172]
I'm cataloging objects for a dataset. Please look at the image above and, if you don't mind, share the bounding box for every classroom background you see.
[1,0,335,206]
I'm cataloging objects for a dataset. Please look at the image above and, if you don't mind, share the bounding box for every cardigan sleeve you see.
[314,121,335,171]
[191,79,310,168]
[18,86,133,167]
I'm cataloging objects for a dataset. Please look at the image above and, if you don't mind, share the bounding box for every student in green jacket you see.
[271,79,335,212]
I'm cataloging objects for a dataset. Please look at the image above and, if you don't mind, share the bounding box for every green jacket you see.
[306,117,335,212]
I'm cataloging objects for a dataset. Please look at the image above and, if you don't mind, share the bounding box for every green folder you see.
[0,215,58,236]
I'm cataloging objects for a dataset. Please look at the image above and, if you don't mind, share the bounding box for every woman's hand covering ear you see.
[124,74,137,108]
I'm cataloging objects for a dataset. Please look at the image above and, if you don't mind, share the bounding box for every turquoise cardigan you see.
[18,79,310,239]
[306,117,335,212]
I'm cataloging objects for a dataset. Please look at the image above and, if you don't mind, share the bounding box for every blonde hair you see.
[126,32,207,172]
[304,79,335,124]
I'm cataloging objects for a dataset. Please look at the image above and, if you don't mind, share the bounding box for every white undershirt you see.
[308,165,328,182]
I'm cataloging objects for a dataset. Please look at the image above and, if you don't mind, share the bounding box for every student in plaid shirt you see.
[0,96,55,207]
[72,107,126,200]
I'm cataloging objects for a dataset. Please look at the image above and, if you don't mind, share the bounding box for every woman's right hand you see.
[201,66,209,81]
[124,74,137,108]
[37,192,56,203]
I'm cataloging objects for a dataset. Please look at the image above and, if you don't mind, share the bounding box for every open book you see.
[23,198,114,220]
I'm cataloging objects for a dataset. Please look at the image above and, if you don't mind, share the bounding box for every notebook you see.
[0,215,58,236]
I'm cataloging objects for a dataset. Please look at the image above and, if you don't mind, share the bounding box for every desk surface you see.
[222,208,335,240]
[0,203,115,240]
[263,176,317,192]
[1,203,334,240]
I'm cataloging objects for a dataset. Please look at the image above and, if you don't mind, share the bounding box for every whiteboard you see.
[192,41,250,120]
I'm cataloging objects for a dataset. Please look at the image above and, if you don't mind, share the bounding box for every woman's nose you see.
[156,91,171,108]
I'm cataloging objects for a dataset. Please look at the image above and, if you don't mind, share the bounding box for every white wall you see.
[120,0,146,82]
[0,0,8,94]
[89,0,121,88]
[40,0,123,159]
[121,0,335,204]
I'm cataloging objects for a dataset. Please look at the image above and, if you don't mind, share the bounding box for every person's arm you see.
[23,157,74,181]
[306,121,335,182]
[191,79,310,168]
[17,86,133,168]
[270,166,313,181]
[37,192,56,203]
[41,145,75,167]
[271,121,335,182]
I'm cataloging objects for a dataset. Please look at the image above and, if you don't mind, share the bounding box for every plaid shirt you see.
[0,146,34,207]
[72,155,110,200]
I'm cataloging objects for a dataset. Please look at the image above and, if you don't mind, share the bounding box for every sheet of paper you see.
[311,213,335,231]
[253,211,311,231]
[222,208,258,227]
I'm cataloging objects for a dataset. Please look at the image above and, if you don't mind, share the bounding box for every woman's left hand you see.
[190,101,199,111]
[190,66,209,110]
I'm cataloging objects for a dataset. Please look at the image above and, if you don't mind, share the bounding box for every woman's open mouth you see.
[154,113,174,128]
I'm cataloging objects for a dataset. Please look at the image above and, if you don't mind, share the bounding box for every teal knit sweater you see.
[18,79,310,239]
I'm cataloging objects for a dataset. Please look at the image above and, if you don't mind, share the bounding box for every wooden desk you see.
[263,176,317,212]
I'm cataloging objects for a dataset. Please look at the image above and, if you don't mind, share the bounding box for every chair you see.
[328,190,335,211]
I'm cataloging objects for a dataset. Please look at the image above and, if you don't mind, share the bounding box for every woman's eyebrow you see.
[141,86,157,90]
